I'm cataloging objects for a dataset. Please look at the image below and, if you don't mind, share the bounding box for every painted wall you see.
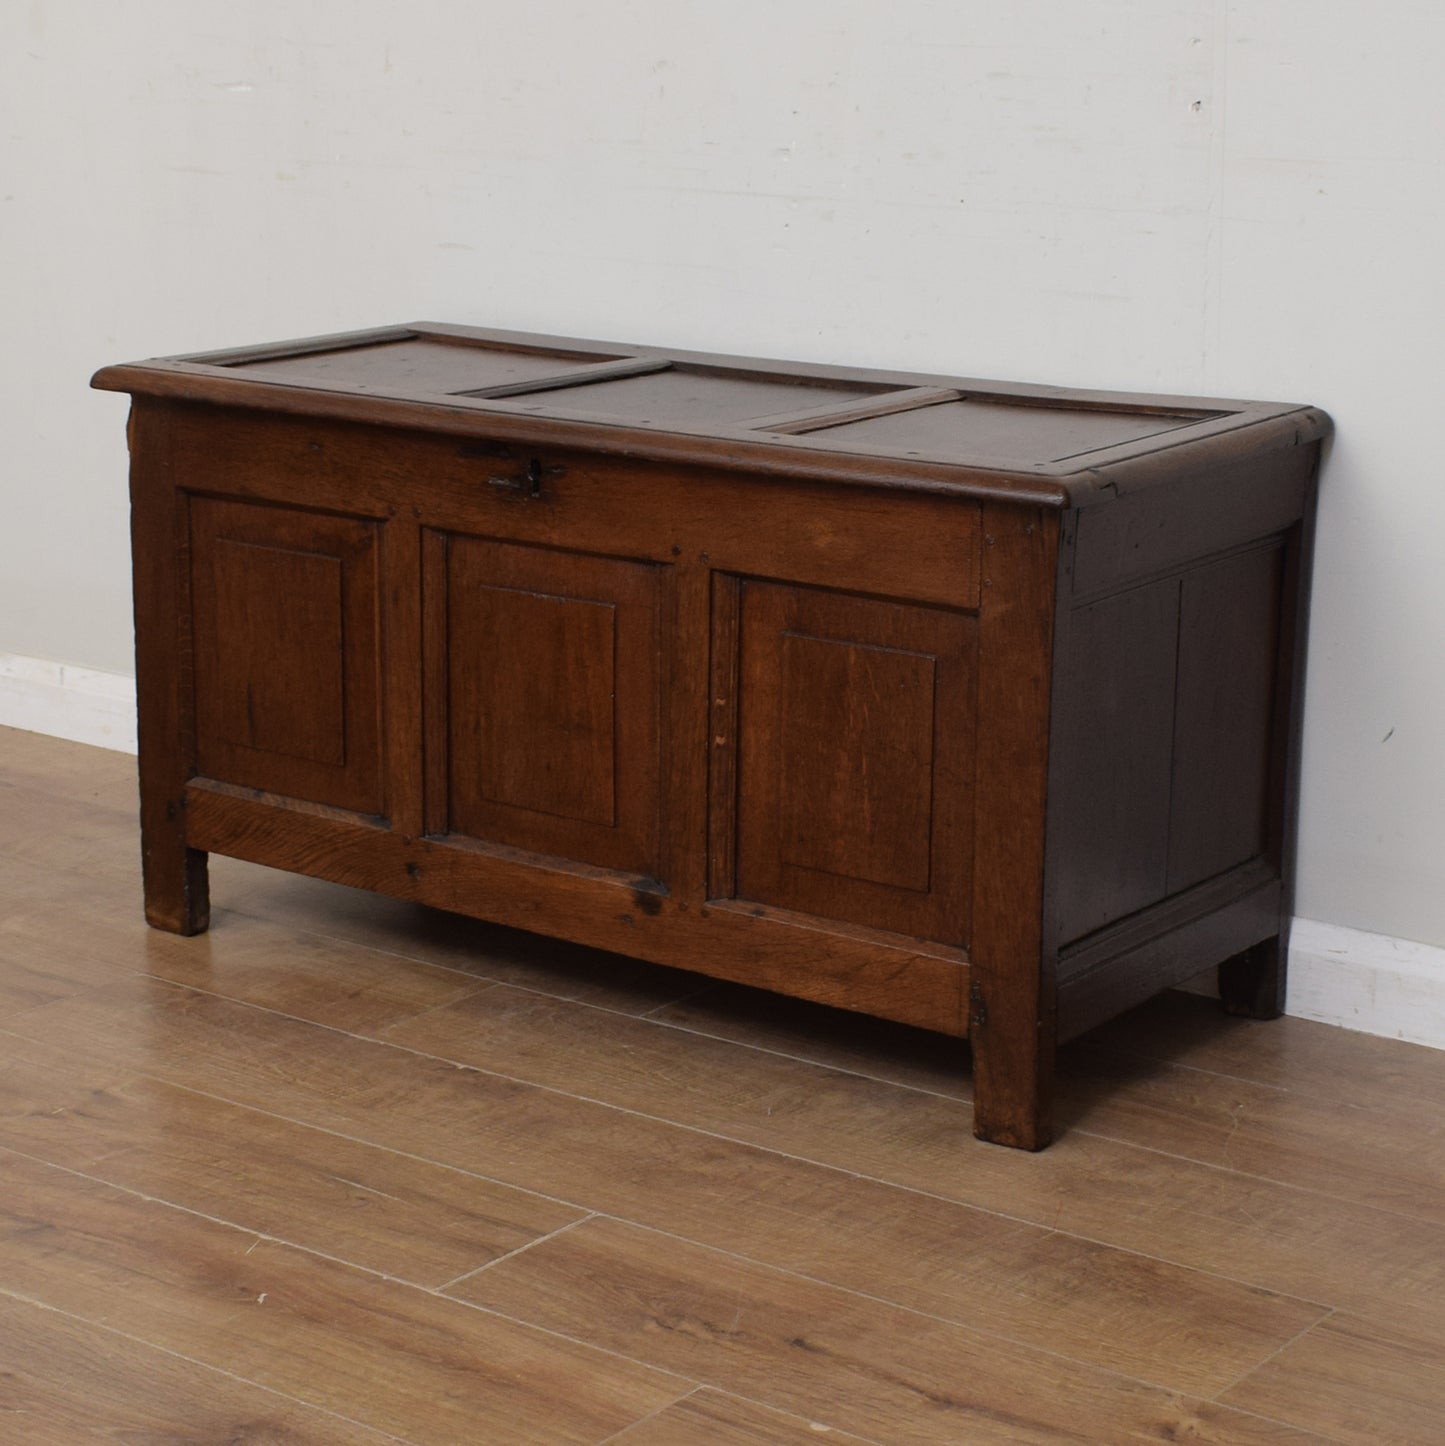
[3,2,1443,954]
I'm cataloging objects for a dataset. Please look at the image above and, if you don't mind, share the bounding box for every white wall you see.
[4,3,1444,966]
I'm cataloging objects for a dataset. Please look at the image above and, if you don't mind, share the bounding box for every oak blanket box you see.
[92,324,1330,1148]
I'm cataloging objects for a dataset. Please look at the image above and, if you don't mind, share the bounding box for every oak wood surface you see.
[104,327,1324,1154]
[93,320,1329,506]
[2,728,1441,1442]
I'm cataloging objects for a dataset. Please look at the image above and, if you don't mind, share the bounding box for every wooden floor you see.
[2,728,1443,1444]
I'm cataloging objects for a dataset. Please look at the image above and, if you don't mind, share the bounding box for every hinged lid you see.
[92,322,1331,508]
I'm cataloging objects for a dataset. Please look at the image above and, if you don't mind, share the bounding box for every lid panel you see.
[221,337,621,394]
[513,365,902,426]
[794,397,1224,465]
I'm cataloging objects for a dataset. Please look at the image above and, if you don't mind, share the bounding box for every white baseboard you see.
[3,649,1442,1051]
[1286,917,1445,1051]
[1176,919,1445,1050]
[0,652,137,753]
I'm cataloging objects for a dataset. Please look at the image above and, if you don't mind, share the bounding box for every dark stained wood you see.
[443,536,663,878]
[733,581,976,944]
[1057,866,1283,1042]
[1071,441,1315,595]
[660,557,712,906]
[1168,544,1285,894]
[967,506,1058,1148]
[229,332,621,391]
[189,496,383,816]
[504,361,896,427]
[183,782,971,1033]
[97,325,1327,1149]
[1220,933,1287,1021]
[155,404,984,610]
[380,513,425,839]
[421,526,451,837]
[751,383,960,434]
[706,574,742,902]
[1047,576,1180,946]
[127,401,209,934]
[93,321,1329,506]
[801,393,1220,467]
[1223,502,1320,1021]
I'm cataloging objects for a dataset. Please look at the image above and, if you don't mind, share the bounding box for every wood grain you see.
[453,1215,1334,1446]
[608,1388,883,1444]
[1221,1312,1445,1446]
[0,1298,406,1445]
[127,399,209,933]
[6,728,1439,1445]
[0,1036,582,1288]
[4,857,500,1036]
[209,857,709,1016]
[0,1149,686,1445]
[967,504,1058,1146]
[1058,1038,1445,1227]
[1084,989,1445,1120]
[185,783,970,1032]
[5,976,1326,1395]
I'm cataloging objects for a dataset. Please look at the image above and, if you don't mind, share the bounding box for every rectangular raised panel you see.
[1049,579,1180,946]
[730,580,976,945]
[210,540,345,765]
[1168,545,1285,893]
[778,633,935,893]
[1051,542,1286,952]
[463,588,618,827]
[441,537,662,877]
[189,498,382,814]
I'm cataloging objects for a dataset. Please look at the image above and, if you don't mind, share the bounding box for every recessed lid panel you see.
[221,337,621,394]
[515,365,901,427]
[792,396,1224,465]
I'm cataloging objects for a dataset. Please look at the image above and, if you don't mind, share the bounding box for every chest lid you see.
[92,321,1329,506]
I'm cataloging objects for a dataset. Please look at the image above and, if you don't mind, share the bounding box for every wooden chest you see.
[93,324,1330,1148]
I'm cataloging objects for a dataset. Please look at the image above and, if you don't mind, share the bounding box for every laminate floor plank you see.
[604,1388,883,1444]
[452,1215,1337,1446]
[0,1033,583,1288]
[0,982,1327,1396]
[5,726,1443,1444]
[1,859,502,1036]
[1056,1042,1445,1226]
[374,978,1445,1344]
[0,785,140,878]
[0,906,140,1016]
[0,1296,410,1445]
[0,726,138,812]
[1220,1312,1445,1446]
[653,975,1445,1181]
[1082,990,1445,1117]
[0,1149,689,1446]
